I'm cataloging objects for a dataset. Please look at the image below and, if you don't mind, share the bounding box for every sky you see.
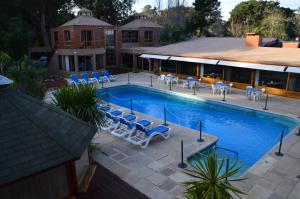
[133,0,299,20]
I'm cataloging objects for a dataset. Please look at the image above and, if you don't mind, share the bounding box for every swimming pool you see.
[98,85,299,174]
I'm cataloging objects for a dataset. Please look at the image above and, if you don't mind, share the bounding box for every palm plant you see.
[53,84,105,162]
[53,84,104,125]
[183,152,246,199]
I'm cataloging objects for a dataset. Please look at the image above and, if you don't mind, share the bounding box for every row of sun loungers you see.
[70,70,117,85]
[96,104,171,149]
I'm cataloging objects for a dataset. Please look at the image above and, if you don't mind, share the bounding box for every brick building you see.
[48,8,162,76]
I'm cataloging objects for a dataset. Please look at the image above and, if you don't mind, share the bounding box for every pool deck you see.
[46,72,300,198]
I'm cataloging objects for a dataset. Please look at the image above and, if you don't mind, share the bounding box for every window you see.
[203,64,223,79]
[144,31,153,42]
[178,62,197,76]
[288,73,300,92]
[122,31,138,43]
[78,55,93,71]
[224,66,252,84]
[161,60,176,73]
[64,30,71,41]
[62,55,75,72]
[81,30,93,47]
[105,30,116,48]
[95,54,104,70]
[258,71,288,89]
[54,31,59,45]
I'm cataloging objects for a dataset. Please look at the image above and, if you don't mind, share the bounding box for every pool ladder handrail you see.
[214,146,239,160]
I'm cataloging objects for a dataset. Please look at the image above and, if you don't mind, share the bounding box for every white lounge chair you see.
[111,118,153,138]
[211,84,217,94]
[127,123,171,148]
[158,75,165,83]
[100,110,123,131]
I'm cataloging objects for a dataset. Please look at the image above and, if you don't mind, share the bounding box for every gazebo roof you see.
[0,89,96,186]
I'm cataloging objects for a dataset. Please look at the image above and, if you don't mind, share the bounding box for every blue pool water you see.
[98,85,299,174]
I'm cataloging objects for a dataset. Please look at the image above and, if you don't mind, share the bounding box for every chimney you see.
[282,40,299,48]
[246,33,262,47]
[0,75,13,90]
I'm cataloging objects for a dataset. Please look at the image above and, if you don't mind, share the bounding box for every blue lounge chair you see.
[103,70,117,82]
[100,110,124,131]
[127,123,171,148]
[111,118,153,138]
[96,103,111,112]
[92,71,109,84]
[81,73,94,84]
[70,74,84,85]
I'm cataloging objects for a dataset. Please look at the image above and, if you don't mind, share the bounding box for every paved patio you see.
[91,106,217,199]
[45,72,300,198]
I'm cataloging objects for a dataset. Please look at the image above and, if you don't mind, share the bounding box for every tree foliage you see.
[228,0,297,39]
[0,52,11,75]
[183,153,246,199]
[160,23,188,43]
[74,0,135,25]
[6,56,46,100]
[187,0,221,36]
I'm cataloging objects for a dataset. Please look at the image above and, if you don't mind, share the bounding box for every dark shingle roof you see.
[0,89,96,186]
[121,19,162,29]
[60,15,113,27]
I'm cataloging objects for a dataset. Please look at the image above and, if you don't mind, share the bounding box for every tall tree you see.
[74,0,135,25]
[0,0,74,55]
[228,0,297,39]
[187,0,221,36]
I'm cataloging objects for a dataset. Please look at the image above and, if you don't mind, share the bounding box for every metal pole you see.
[295,128,300,136]
[130,99,134,114]
[150,76,153,87]
[106,88,109,106]
[163,106,168,126]
[263,94,269,110]
[101,78,104,88]
[225,158,229,182]
[178,140,187,169]
[197,121,204,142]
[193,82,196,95]
[222,89,226,101]
[275,131,284,156]
[127,72,130,84]
[169,81,172,91]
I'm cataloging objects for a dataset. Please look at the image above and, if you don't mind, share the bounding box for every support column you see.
[196,64,200,78]
[200,64,204,78]
[65,56,70,72]
[286,73,291,91]
[254,70,260,86]
[65,161,78,195]
[74,55,79,72]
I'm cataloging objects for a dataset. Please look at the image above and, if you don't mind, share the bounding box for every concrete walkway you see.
[46,72,300,198]
[94,72,300,199]
[92,107,217,199]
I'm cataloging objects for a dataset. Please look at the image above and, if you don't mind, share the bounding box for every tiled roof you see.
[121,19,162,29]
[0,89,96,186]
[60,15,113,27]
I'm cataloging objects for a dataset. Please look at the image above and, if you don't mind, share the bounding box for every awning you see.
[140,54,170,60]
[218,60,286,72]
[286,67,300,74]
[169,56,219,65]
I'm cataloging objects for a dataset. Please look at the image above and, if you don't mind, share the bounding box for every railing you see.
[56,40,104,49]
